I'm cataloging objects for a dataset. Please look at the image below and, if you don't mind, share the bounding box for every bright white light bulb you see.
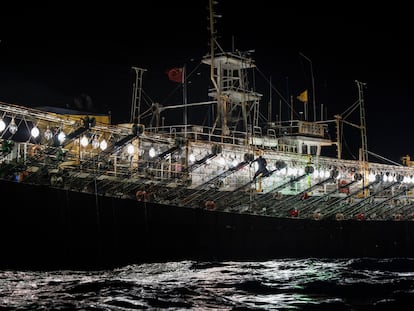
[0,119,5,132]
[44,127,53,141]
[149,147,156,158]
[100,139,107,151]
[31,126,40,138]
[80,135,89,147]
[232,159,239,167]
[9,119,18,134]
[127,144,134,154]
[92,137,99,149]
[58,131,66,143]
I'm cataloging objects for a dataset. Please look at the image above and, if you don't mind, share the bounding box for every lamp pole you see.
[299,52,316,121]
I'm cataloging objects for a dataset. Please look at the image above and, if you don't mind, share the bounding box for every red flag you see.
[167,67,183,83]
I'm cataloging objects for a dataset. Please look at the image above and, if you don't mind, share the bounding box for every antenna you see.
[299,52,316,121]
[268,76,272,123]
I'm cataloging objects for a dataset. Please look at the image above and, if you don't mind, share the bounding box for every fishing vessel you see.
[2,2,414,270]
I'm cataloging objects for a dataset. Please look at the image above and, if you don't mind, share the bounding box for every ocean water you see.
[1,258,414,310]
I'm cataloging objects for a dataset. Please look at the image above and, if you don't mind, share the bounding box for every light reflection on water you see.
[1,258,414,310]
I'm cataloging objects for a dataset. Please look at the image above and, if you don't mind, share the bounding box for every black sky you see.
[0,1,413,163]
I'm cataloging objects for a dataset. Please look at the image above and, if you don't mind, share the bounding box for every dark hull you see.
[1,179,414,270]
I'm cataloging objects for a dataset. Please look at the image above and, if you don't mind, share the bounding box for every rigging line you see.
[252,60,256,95]
[141,89,153,103]
[133,88,156,119]
[255,66,289,105]
[342,134,357,160]
[298,55,310,87]
[139,90,154,109]
[213,37,226,55]
[258,111,267,123]
[254,66,300,119]
[341,100,359,119]
[367,150,402,166]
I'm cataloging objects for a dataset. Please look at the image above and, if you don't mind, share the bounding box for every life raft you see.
[393,213,403,221]
[335,213,344,221]
[204,200,216,210]
[289,209,299,218]
[338,180,349,194]
[312,212,321,220]
[136,190,150,202]
[356,213,365,221]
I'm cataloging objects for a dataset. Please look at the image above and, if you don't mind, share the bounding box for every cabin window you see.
[310,145,317,155]
[302,144,308,154]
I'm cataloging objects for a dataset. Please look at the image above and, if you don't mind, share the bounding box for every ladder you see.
[130,67,147,124]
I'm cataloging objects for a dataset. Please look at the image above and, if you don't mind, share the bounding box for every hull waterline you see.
[2,180,414,270]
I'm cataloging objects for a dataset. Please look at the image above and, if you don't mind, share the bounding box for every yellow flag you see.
[297,90,308,103]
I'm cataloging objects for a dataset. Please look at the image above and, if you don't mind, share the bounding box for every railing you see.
[268,120,328,138]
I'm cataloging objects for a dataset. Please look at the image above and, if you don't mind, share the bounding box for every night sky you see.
[0,1,412,163]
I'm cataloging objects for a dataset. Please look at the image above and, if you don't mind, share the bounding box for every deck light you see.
[44,127,53,141]
[100,139,107,151]
[99,139,108,151]
[58,131,66,143]
[0,119,6,132]
[9,118,18,134]
[31,126,40,138]
[149,147,156,158]
[231,158,239,167]
[80,135,89,147]
[92,137,99,149]
[127,143,134,154]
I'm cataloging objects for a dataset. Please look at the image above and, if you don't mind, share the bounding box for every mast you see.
[356,80,369,196]
[183,64,188,137]
[356,80,368,165]
[204,0,262,137]
[334,114,342,159]
[207,0,221,135]
[130,67,147,124]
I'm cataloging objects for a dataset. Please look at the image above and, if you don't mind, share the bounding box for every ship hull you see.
[1,179,414,270]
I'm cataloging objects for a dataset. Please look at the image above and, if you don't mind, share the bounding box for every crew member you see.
[253,155,269,180]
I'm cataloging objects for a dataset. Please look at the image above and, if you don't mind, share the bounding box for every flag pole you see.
[183,64,187,137]
[305,98,308,121]
[299,52,316,121]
